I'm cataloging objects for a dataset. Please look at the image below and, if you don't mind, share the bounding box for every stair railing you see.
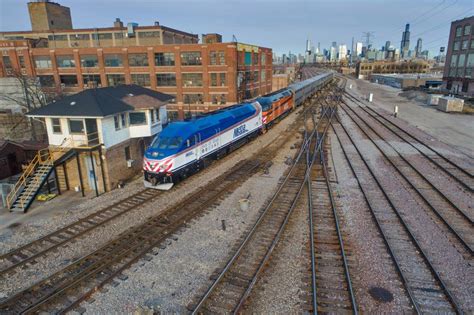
[6,137,73,210]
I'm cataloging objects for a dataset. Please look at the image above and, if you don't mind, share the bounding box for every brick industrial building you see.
[0,1,272,120]
[443,16,474,96]
[355,60,430,79]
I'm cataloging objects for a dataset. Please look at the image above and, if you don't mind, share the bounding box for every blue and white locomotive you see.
[144,101,262,189]
[144,72,334,189]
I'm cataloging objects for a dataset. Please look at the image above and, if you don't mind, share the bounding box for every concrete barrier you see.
[438,97,464,112]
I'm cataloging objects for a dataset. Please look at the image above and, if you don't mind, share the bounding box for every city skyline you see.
[0,0,472,57]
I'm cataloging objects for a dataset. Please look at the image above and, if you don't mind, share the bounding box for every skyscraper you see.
[356,42,363,57]
[415,38,422,58]
[400,23,410,58]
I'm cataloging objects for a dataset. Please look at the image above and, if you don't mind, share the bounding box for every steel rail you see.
[334,115,462,313]
[319,146,358,313]
[331,121,422,314]
[344,89,474,173]
[340,102,473,254]
[0,189,161,276]
[360,105,474,192]
[1,161,261,314]
[233,105,338,314]
[192,87,338,314]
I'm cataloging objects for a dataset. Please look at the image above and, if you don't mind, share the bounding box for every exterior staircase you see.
[6,140,72,213]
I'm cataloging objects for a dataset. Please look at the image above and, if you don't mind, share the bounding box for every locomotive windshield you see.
[150,136,183,150]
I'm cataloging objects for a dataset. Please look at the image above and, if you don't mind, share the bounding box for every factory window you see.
[83,74,101,87]
[218,51,225,65]
[52,118,61,134]
[47,34,67,41]
[464,25,471,36]
[471,41,474,49]
[168,111,179,122]
[69,34,90,41]
[39,75,55,87]
[450,54,458,67]
[92,33,113,40]
[60,75,78,87]
[154,52,175,66]
[449,67,456,77]
[129,112,147,125]
[458,54,466,67]
[261,71,266,82]
[56,55,75,68]
[104,54,123,67]
[80,55,98,67]
[128,53,149,67]
[156,73,176,86]
[182,73,203,87]
[254,71,259,82]
[19,56,25,68]
[69,119,85,134]
[124,146,131,161]
[107,74,125,86]
[220,94,226,104]
[462,81,468,92]
[455,26,462,37]
[462,40,469,50]
[131,73,150,86]
[467,53,474,67]
[253,53,259,65]
[181,52,202,66]
[211,94,218,104]
[138,31,160,38]
[2,56,12,70]
[184,94,203,104]
[114,32,124,39]
[34,56,52,68]
[209,51,217,65]
[261,53,266,65]
[210,73,217,86]
[220,73,226,86]
[453,41,460,51]
[114,115,120,130]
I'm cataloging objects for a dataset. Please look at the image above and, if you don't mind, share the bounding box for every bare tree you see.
[0,70,64,141]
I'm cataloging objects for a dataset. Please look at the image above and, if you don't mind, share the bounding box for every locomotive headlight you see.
[152,152,159,157]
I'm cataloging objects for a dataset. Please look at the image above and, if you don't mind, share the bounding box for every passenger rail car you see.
[144,72,333,189]
[256,88,294,127]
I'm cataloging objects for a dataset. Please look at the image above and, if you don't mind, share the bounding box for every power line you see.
[410,0,447,24]
[410,0,459,27]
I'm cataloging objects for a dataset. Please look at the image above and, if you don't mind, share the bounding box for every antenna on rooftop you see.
[232,35,238,43]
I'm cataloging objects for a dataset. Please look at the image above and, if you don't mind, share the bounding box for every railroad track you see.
[332,117,462,313]
[0,83,334,280]
[344,90,474,189]
[304,112,357,313]
[0,159,263,314]
[190,93,339,314]
[0,188,162,276]
[0,77,339,314]
[339,102,473,256]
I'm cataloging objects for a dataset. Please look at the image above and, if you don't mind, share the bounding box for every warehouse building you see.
[356,60,430,79]
[0,1,273,120]
[371,73,443,89]
[442,16,474,96]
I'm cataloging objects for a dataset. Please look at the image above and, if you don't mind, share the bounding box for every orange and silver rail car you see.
[256,88,294,127]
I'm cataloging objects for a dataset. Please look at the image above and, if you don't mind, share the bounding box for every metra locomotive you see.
[144,72,333,189]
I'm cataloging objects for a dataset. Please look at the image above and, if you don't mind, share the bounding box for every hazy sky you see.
[1,0,473,56]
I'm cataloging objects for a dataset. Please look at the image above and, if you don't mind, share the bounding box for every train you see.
[143,72,333,190]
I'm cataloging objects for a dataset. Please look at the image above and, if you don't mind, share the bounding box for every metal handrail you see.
[6,137,73,210]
